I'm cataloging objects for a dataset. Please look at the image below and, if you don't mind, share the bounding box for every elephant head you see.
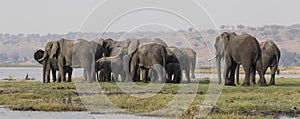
[38,41,60,62]
[210,32,237,84]
[98,38,116,57]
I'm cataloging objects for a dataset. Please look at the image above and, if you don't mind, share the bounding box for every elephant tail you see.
[276,69,280,75]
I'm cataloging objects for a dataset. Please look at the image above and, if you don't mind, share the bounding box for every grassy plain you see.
[0,77,299,118]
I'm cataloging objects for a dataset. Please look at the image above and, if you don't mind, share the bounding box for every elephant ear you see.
[34,49,45,64]
[127,39,139,56]
[50,41,59,59]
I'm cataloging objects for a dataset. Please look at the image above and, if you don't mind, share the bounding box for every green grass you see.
[0,78,299,118]
[0,64,41,68]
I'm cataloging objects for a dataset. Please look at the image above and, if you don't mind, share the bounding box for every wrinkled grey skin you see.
[180,48,197,79]
[34,49,73,83]
[235,40,281,85]
[95,47,126,82]
[95,38,113,81]
[219,32,267,86]
[39,39,97,83]
[130,43,167,82]
[166,46,191,83]
[109,38,168,82]
[165,63,182,83]
[259,40,281,85]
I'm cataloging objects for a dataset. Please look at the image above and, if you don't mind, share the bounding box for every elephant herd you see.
[34,32,280,86]
[34,38,197,83]
[210,32,281,86]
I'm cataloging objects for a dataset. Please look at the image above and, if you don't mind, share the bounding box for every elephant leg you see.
[242,65,251,86]
[166,72,172,83]
[43,61,51,83]
[107,71,111,82]
[52,69,56,83]
[224,56,234,86]
[58,59,65,83]
[67,68,73,82]
[250,64,256,85]
[185,65,191,83]
[83,70,87,82]
[153,65,165,83]
[46,69,50,83]
[269,66,277,85]
[99,70,105,82]
[120,70,126,82]
[141,69,149,83]
[122,55,130,82]
[256,59,267,86]
[229,63,237,86]
[191,63,195,79]
[57,73,61,83]
[236,65,240,85]
[112,72,118,82]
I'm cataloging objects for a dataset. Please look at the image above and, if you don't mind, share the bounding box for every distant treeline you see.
[0,24,299,66]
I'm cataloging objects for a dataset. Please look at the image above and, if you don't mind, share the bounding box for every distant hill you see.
[0,24,299,66]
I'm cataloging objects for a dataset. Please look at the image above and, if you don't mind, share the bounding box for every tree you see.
[220,25,226,30]
[188,28,194,32]
[237,24,245,29]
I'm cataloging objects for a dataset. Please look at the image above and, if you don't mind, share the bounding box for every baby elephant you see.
[95,57,125,82]
[165,63,182,83]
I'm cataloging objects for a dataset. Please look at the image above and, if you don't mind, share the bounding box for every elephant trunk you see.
[216,56,222,84]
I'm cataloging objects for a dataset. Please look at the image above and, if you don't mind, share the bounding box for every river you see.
[0,67,299,82]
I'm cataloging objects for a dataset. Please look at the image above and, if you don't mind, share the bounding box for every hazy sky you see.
[0,0,299,34]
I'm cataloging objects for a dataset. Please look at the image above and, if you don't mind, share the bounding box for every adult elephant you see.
[216,32,267,86]
[130,43,167,82]
[166,46,191,83]
[259,40,281,85]
[39,39,97,83]
[234,40,281,85]
[110,38,168,82]
[34,49,73,83]
[181,48,197,78]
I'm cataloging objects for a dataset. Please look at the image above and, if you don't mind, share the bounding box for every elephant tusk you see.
[208,55,216,61]
[38,56,46,62]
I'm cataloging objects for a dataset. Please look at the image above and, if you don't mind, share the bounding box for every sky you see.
[0,0,299,34]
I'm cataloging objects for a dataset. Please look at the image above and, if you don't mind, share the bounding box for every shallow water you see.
[0,107,160,119]
[0,67,299,82]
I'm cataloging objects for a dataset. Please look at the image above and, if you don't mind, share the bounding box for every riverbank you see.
[0,78,299,118]
[194,66,300,75]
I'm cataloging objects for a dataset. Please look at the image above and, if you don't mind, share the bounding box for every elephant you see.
[106,38,168,82]
[95,47,126,82]
[34,49,73,83]
[165,63,182,83]
[95,38,115,81]
[181,48,197,79]
[39,39,97,83]
[216,32,267,86]
[166,46,191,83]
[234,40,281,85]
[259,40,281,85]
[130,43,167,82]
